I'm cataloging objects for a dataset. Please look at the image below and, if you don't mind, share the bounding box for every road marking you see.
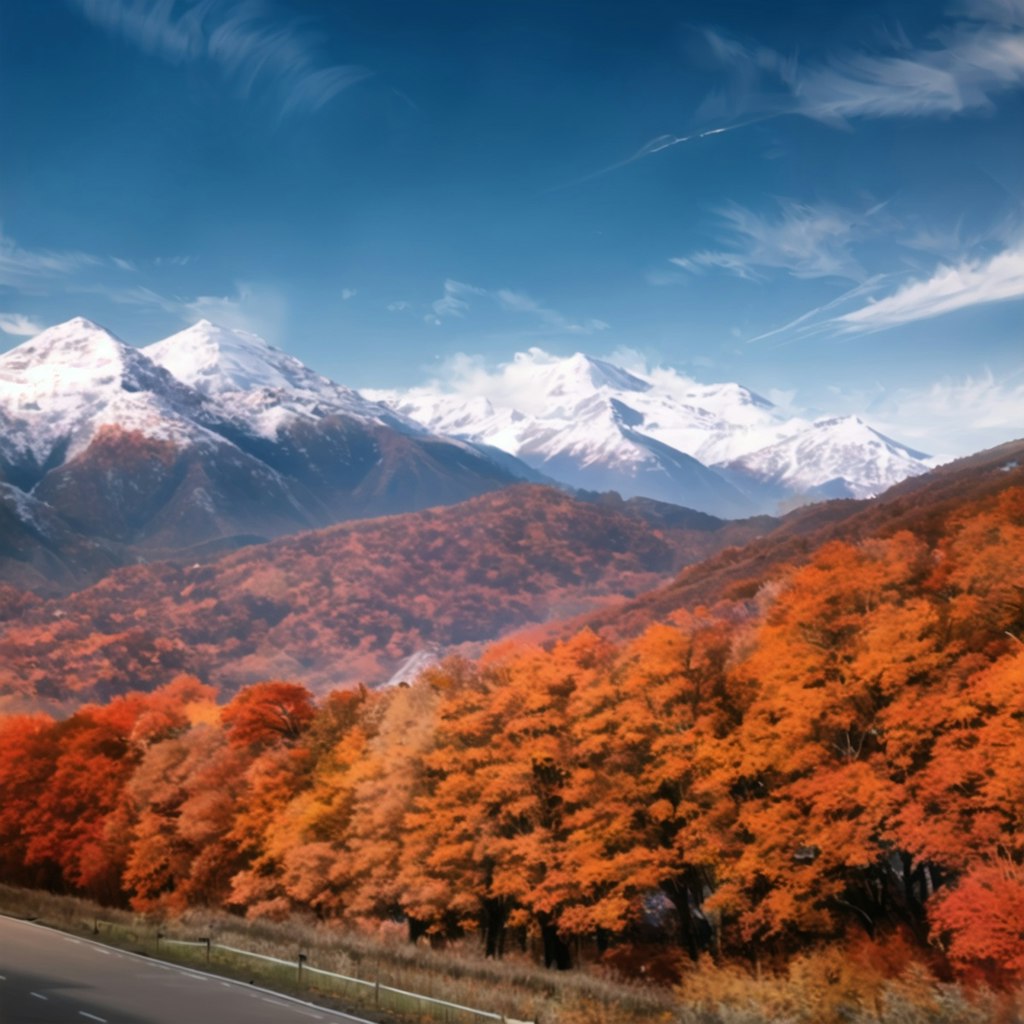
[79,1013,108,1023]
[6,916,378,1024]
[0,973,6,980]
[31,991,48,999]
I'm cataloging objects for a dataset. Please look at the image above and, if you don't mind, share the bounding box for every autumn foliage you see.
[2,473,1024,989]
[0,485,767,707]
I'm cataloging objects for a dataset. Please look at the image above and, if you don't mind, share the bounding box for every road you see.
[0,916,373,1024]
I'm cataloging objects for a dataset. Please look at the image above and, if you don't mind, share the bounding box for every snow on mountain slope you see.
[0,317,541,563]
[144,320,409,439]
[0,317,223,470]
[719,416,931,500]
[369,348,931,515]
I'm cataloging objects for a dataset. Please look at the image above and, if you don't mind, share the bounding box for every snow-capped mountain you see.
[0,318,328,547]
[0,318,532,568]
[143,320,407,438]
[369,348,931,515]
[0,318,935,591]
[0,317,219,472]
[718,416,932,502]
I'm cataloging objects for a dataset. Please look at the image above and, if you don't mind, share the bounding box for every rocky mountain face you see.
[0,318,532,590]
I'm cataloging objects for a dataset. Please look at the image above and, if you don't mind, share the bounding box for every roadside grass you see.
[0,884,1016,1024]
[0,884,674,1024]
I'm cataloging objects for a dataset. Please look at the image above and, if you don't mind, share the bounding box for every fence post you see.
[297,952,307,987]
[204,937,211,965]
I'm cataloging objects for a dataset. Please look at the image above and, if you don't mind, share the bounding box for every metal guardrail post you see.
[204,937,211,965]
[297,952,307,987]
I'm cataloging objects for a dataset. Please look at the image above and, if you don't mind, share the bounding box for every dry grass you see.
[0,884,672,1023]
[0,885,1016,1024]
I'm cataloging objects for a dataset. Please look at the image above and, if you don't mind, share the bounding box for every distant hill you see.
[569,437,1024,644]
[0,485,772,709]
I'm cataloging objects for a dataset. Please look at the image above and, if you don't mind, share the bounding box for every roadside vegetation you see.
[0,884,1012,1024]
[3,480,1024,1024]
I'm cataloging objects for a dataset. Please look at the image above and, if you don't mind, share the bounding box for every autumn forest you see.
[3,447,1024,1008]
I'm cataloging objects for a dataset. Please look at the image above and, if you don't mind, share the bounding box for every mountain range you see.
[369,348,932,517]
[0,317,934,590]
[0,318,532,590]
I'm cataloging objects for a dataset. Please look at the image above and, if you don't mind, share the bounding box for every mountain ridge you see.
[0,318,537,586]
[369,347,932,515]
[0,483,776,709]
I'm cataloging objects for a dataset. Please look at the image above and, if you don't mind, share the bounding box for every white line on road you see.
[31,991,48,999]
[5,917,377,1024]
[79,1013,107,1022]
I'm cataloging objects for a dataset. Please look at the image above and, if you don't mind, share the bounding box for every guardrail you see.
[92,920,533,1024]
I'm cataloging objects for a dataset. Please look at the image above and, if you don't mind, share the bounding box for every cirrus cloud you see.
[70,0,371,118]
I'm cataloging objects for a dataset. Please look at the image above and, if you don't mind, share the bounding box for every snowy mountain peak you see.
[143,320,330,396]
[720,414,932,501]
[0,317,220,468]
[145,321,420,438]
[0,316,175,398]
[514,348,651,401]
[2,316,127,368]
[809,415,931,461]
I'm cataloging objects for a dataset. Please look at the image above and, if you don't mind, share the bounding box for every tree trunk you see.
[407,916,429,943]
[538,912,572,970]
[482,897,508,959]
[662,882,701,961]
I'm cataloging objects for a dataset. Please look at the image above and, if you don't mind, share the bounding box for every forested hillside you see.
[3,461,1022,987]
[0,485,770,708]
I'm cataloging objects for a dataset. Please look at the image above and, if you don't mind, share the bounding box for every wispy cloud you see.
[182,282,287,341]
[0,227,123,291]
[607,3,1024,179]
[68,274,287,342]
[0,313,46,337]
[494,288,609,334]
[425,279,482,325]
[672,199,879,283]
[70,0,371,117]
[844,368,1024,459]
[565,119,766,187]
[749,239,1024,343]
[341,288,357,301]
[836,243,1024,331]
[701,2,1024,127]
[425,279,609,334]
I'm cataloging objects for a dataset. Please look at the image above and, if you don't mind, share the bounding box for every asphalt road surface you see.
[0,916,373,1024]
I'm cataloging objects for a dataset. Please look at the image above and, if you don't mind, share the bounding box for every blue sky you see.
[1,0,1022,456]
